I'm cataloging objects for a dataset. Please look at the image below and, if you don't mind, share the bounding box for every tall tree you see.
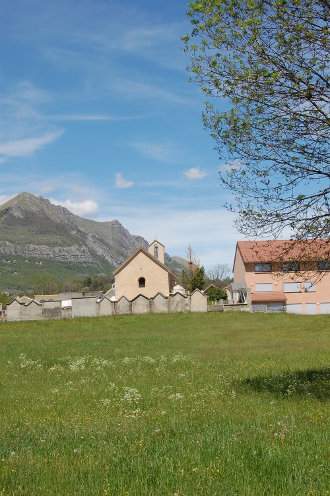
[180,245,206,291]
[184,0,329,251]
[207,263,232,288]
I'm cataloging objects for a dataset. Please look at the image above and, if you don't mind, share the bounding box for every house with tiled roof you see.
[113,240,178,300]
[233,239,330,314]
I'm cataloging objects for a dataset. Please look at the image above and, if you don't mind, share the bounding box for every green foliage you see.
[0,291,11,310]
[184,0,330,243]
[180,265,206,292]
[190,265,206,291]
[0,255,114,293]
[0,313,329,494]
[80,274,114,292]
[207,286,228,302]
[31,273,61,294]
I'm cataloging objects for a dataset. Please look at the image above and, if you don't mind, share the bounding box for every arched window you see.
[154,244,158,259]
[138,277,145,288]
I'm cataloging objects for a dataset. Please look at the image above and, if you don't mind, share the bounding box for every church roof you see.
[149,239,165,247]
[113,247,177,278]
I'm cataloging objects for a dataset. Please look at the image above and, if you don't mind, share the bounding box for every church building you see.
[113,240,177,300]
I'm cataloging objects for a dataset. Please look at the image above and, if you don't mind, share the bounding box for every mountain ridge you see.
[0,193,183,291]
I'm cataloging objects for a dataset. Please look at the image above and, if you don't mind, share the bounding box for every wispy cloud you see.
[0,130,64,161]
[184,167,207,180]
[50,198,99,216]
[115,173,134,189]
[129,141,182,163]
[50,114,113,122]
[49,113,145,122]
[112,79,192,106]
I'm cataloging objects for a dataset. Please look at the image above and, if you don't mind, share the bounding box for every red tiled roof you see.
[251,292,287,303]
[236,239,329,263]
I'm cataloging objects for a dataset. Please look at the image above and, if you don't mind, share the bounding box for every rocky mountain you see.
[0,193,183,291]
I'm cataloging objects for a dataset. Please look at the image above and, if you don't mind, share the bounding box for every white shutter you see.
[287,304,303,314]
[305,303,317,315]
[304,282,316,292]
[320,303,330,314]
[255,283,272,292]
[283,282,301,292]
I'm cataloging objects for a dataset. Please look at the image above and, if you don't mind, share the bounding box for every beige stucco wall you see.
[115,251,170,300]
[148,241,165,264]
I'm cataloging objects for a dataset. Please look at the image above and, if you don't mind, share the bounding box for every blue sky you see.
[0,0,241,267]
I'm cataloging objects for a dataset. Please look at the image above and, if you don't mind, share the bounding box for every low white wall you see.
[6,292,209,321]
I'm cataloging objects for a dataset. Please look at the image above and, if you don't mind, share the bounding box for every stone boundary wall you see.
[223,303,251,312]
[5,290,209,322]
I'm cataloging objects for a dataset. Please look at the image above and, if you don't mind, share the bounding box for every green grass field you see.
[0,313,329,495]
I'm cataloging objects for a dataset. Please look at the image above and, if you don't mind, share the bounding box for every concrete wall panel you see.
[131,295,150,314]
[6,300,23,321]
[169,292,188,313]
[22,302,42,321]
[42,301,62,320]
[115,297,131,315]
[151,293,169,313]
[190,290,207,313]
[98,297,113,316]
[72,298,97,318]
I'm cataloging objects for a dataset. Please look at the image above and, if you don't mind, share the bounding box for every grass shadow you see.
[243,368,330,401]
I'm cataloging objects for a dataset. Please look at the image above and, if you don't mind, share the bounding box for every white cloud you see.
[0,130,64,161]
[115,173,134,189]
[50,114,113,122]
[49,113,147,122]
[184,167,207,180]
[99,205,239,267]
[50,198,99,217]
[113,80,192,106]
[129,141,181,163]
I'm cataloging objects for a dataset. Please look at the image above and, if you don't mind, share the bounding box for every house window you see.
[255,263,272,273]
[138,277,145,288]
[282,261,300,272]
[154,244,158,260]
[318,261,330,271]
[283,282,301,292]
[255,283,272,292]
[304,281,316,292]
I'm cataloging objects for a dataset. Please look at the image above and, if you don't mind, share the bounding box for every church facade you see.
[113,240,177,300]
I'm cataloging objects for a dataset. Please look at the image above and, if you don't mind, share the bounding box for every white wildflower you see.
[122,387,142,403]
[169,393,184,400]
[143,356,155,364]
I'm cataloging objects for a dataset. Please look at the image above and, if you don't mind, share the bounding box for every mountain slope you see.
[0,193,183,291]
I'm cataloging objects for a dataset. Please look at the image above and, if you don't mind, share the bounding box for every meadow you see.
[0,313,329,495]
